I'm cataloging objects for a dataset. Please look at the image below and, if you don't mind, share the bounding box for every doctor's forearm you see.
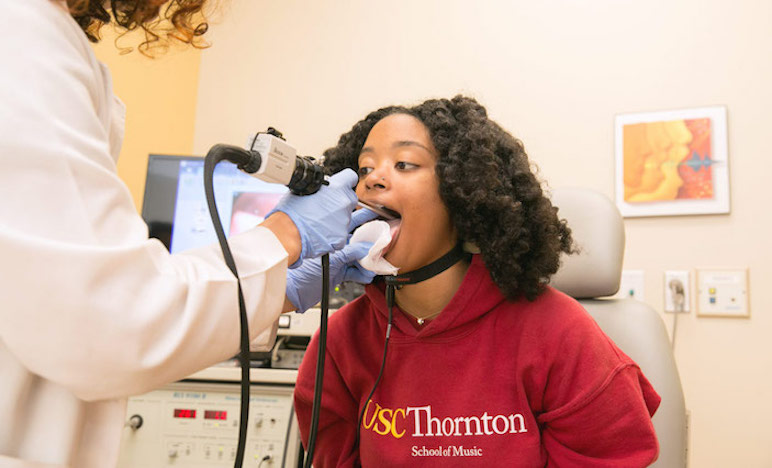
[260,212,301,266]
[283,297,298,313]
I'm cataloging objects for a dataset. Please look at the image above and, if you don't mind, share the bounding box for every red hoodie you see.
[294,255,660,467]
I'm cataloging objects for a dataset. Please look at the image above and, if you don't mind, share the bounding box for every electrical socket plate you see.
[615,270,645,301]
[664,270,691,313]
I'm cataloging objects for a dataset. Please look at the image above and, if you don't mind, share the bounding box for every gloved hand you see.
[268,169,377,267]
[286,241,376,313]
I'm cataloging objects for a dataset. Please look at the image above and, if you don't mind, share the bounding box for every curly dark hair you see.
[323,95,575,301]
[66,0,209,55]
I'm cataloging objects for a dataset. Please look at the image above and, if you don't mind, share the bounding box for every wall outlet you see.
[664,270,691,313]
[616,270,645,301]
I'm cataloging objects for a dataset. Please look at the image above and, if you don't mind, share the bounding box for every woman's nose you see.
[363,167,389,190]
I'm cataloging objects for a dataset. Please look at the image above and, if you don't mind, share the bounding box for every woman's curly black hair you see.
[323,95,575,302]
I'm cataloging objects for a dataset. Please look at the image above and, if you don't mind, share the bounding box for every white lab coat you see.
[0,1,287,466]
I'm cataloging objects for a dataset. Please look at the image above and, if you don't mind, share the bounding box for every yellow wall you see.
[191,1,772,467]
[92,29,202,211]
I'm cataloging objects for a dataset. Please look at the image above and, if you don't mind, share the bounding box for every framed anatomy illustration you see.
[615,106,729,217]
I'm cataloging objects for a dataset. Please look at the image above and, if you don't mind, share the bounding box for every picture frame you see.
[614,106,729,218]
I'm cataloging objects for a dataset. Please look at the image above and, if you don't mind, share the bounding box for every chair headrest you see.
[549,187,625,299]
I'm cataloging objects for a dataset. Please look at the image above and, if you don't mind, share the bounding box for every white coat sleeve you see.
[0,1,287,401]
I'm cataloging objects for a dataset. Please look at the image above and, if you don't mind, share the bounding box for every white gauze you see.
[350,220,399,276]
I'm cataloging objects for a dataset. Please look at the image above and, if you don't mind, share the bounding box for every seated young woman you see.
[294,95,661,467]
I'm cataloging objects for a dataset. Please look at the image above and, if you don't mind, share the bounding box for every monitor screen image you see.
[141,155,287,254]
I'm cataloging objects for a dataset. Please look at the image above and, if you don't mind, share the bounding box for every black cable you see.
[303,254,329,468]
[296,442,304,468]
[281,397,295,467]
[355,283,394,450]
[204,150,254,468]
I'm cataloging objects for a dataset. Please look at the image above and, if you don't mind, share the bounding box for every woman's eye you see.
[395,162,418,170]
[358,167,373,177]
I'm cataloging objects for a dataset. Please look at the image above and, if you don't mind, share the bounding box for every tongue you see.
[383,218,402,255]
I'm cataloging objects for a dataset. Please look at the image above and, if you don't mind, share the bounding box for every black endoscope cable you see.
[204,145,329,468]
[204,150,254,468]
[303,253,329,468]
[355,285,394,449]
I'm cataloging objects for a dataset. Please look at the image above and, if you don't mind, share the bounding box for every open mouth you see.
[357,200,403,256]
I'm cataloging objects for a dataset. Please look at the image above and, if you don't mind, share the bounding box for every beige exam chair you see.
[550,187,688,468]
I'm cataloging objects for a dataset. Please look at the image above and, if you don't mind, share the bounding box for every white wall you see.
[193,1,772,466]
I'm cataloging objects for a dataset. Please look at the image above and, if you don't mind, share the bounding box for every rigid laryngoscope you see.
[357,199,399,220]
[203,128,329,468]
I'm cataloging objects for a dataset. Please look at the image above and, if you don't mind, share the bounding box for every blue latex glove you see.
[286,241,376,313]
[348,206,380,232]
[268,169,377,267]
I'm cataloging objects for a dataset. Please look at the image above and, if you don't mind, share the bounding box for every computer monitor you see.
[141,154,287,253]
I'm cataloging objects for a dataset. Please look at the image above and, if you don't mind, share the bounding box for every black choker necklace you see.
[382,243,470,289]
[381,243,472,319]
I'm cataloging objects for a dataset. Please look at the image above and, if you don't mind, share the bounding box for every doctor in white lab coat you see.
[0,1,375,466]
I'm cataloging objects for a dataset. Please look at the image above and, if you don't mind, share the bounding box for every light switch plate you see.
[696,269,750,318]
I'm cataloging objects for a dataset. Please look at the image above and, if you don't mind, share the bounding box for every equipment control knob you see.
[126,414,143,430]
[168,448,178,458]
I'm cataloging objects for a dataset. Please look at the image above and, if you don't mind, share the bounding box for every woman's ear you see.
[463,241,481,254]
